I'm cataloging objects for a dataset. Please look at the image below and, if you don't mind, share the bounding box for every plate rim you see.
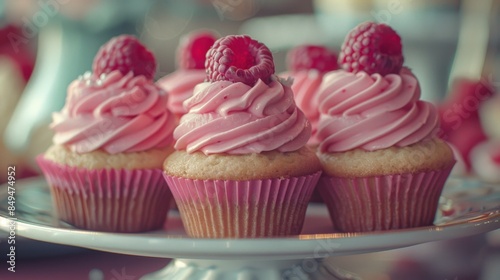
[0,177,499,259]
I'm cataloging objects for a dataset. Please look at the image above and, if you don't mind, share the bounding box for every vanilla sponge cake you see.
[318,138,454,178]
[164,146,321,181]
[45,144,174,170]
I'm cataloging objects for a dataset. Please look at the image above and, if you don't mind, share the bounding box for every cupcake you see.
[37,35,176,232]
[471,141,500,183]
[157,30,218,119]
[437,78,494,173]
[471,88,500,182]
[316,22,455,232]
[163,35,322,238]
[280,45,338,146]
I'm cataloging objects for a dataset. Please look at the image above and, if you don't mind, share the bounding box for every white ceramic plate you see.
[0,177,499,261]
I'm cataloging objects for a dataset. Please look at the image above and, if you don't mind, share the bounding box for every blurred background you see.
[1,0,499,179]
[0,0,499,279]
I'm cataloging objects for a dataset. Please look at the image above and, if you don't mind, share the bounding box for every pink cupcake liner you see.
[36,155,172,233]
[318,165,454,232]
[163,172,321,238]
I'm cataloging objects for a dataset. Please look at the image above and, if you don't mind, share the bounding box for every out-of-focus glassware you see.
[0,23,36,183]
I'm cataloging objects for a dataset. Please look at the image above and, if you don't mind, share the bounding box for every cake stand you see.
[0,177,499,279]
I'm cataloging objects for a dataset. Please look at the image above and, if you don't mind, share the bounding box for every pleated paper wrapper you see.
[36,155,172,233]
[317,165,454,232]
[164,172,321,238]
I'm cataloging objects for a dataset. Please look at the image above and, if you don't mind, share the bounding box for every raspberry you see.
[438,78,495,172]
[205,35,275,86]
[492,150,500,165]
[286,45,338,72]
[177,30,218,70]
[92,35,156,80]
[339,22,403,76]
[448,78,494,105]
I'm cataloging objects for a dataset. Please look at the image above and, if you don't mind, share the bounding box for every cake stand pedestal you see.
[142,258,365,280]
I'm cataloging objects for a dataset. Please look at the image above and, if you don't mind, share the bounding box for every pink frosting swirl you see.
[51,71,176,154]
[174,78,311,154]
[281,70,324,146]
[317,70,439,153]
[157,69,206,118]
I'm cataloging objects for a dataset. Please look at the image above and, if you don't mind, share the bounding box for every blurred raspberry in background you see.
[437,78,496,173]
